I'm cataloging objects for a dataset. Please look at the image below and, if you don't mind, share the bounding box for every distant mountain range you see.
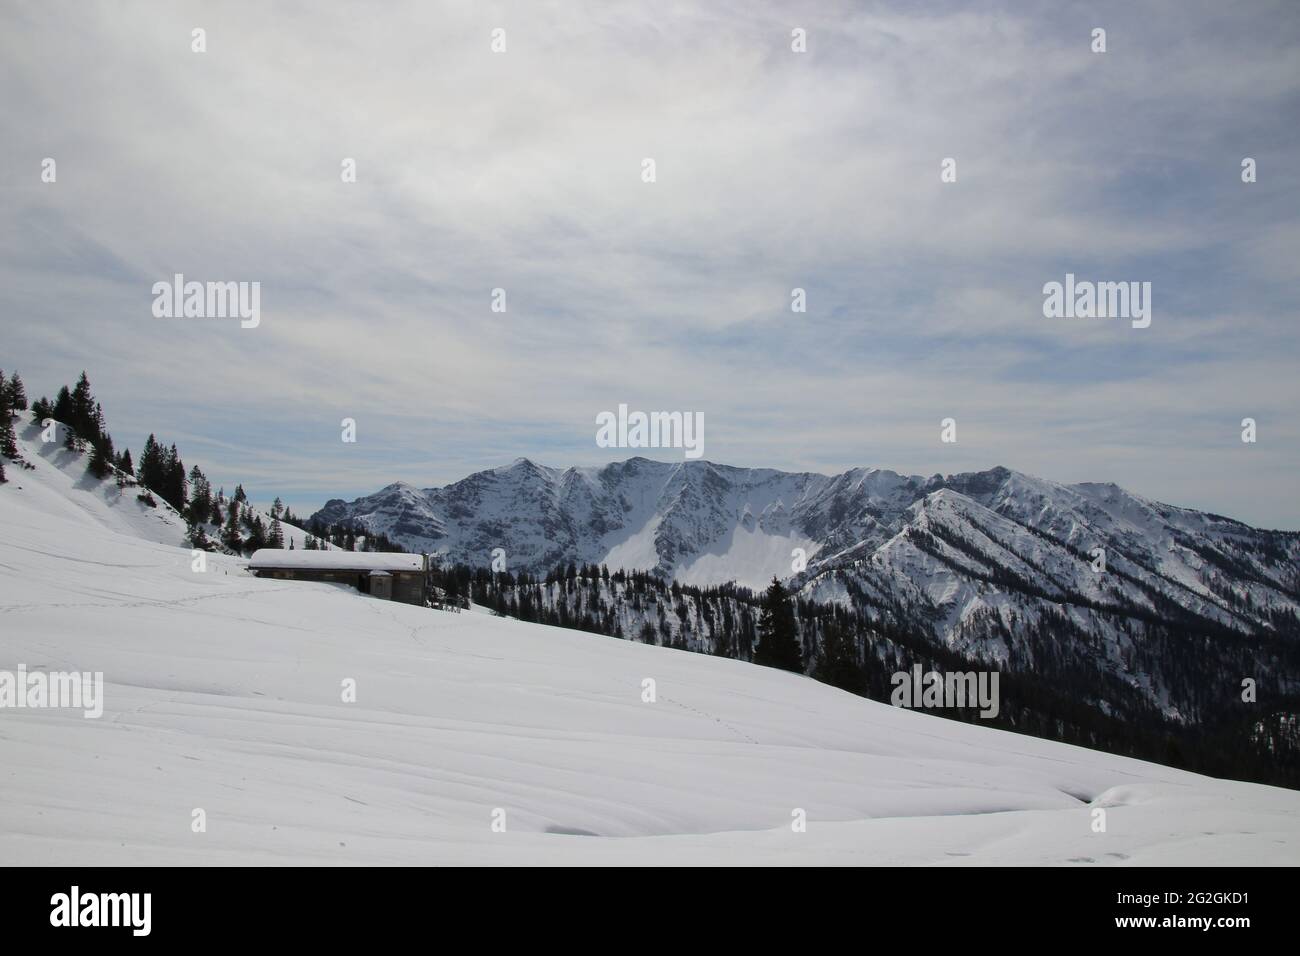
[312,457,1300,655]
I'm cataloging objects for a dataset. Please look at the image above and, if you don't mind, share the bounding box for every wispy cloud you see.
[1,0,1297,526]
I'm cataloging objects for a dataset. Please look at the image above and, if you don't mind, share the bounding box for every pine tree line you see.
[300,518,405,553]
[11,369,306,558]
[0,367,30,484]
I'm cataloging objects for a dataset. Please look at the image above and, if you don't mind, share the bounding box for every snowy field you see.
[2,429,1299,865]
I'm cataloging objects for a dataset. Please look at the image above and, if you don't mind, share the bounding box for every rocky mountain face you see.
[315,456,1300,772]
[313,457,829,584]
[314,458,1300,695]
[315,457,1298,627]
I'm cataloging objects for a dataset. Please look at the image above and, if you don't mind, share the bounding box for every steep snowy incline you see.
[3,417,320,552]
[2,452,1299,864]
[5,418,191,547]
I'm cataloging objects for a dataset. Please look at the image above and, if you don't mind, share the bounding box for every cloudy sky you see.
[2,0,1298,527]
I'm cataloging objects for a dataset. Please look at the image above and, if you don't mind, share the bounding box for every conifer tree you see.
[52,386,72,424]
[223,500,244,553]
[813,620,864,694]
[138,435,164,491]
[161,444,186,512]
[754,577,803,673]
[30,396,52,424]
[69,372,95,438]
[87,433,114,479]
[246,515,267,552]
[0,385,17,460]
[7,372,26,411]
[187,466,211,525]
[189,524,212,551]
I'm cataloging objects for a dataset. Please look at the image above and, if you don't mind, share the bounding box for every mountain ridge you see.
[312,455,1300,725]
[311,454,1295,585]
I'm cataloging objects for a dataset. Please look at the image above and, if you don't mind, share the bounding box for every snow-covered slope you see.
[3,419,191,547]
[3,417,319,552]
[3,435,1299,864]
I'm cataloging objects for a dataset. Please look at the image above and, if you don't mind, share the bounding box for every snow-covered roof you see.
[248,549,424,572]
